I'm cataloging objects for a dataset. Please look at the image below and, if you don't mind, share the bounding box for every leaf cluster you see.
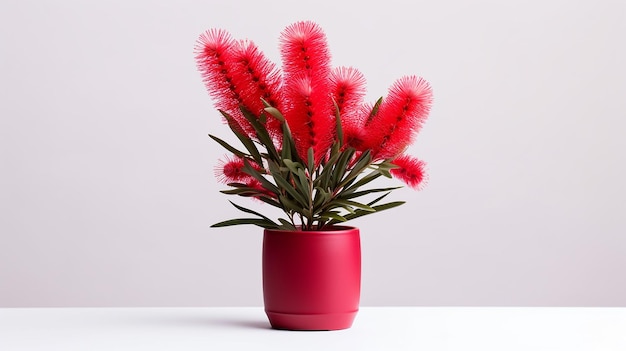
[210,101,404,231]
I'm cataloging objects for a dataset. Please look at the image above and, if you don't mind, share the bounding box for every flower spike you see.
[390,155,428,190]
[229,40,284,138]
[279,21,334,165]
[363,76,433,159]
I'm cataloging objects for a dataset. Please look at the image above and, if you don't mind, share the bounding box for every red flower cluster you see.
[195,21,432,191]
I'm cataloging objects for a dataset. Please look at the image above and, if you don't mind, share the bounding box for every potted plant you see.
[194,21,432,330]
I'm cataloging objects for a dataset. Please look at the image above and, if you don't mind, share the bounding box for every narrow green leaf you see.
[239,106,280,161]
[320,211,347,222]
[337,150,373,189]
[335,199,376,212]
[220,188,264,196]
[219,110,262,164]
[228,201,278,225]
[208,134,247,159]
[277,218,297,231]
[340,186,402,200]
[327,201,405,225]
[331,147,355,187]
[242,159,280,194]
[366,97,383,124]
[367,192,391,206]
[296,168,310,201]
[211,218,277,228]
[307,147,315,176]
[256,195,283,209]
[279,195,303,213]
[332,98,344,147]
[263,106,285,123]
[283,159,303,174]
[271,169,308,207]
[342,169,382,195]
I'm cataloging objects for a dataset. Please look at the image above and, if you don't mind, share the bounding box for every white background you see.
[1,0,625,307]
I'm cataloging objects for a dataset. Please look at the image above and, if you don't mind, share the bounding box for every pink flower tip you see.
[390,155,428,190]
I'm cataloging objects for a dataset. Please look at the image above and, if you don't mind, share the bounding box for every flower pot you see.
[262,226,361,331]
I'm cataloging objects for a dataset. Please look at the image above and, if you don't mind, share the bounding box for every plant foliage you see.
[195,21,432,231]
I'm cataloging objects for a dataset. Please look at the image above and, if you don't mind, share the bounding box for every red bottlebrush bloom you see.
[279,21,334,165]
[283,75,335,164]
[214,156,248,184]
[390,155,428,190]
[330,66,367,144]
[214,156,264,184]
[279,21,332,82]
[362,76,433,160]
[330,67,366,114]
[194,30,249,133]
[342,102,376,151]
[229,39,285,138]
[195,29,278,139]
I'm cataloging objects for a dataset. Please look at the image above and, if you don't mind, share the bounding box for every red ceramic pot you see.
[262,226,361,331]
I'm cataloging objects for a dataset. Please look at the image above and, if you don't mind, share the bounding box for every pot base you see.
[266,310,358,331]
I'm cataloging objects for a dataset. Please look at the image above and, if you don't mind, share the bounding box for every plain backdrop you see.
[1,0,625,307]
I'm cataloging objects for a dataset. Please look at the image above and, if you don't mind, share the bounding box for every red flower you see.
[279,21,331,82]
[229,39,284,138]
[390,155,428,190]
[214,156,264,184]
[330,66,367,145]
[362,76,433,160]
[279,21,334,164]
[195,30,283,139]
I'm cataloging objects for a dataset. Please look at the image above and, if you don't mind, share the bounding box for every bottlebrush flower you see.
[229,39,284,138]
[330,66,367,144]
[214,156,250,183]
[390,155,428,190]
[279,21,334,164]
[215,155,264,184]
[195,30,283,139]
[282,74,335,164]
[362,76,433,160]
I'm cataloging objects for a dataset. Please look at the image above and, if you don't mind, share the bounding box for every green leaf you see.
[239,106,280,161]
[283,159,303,174]
[342,169,382,195]
[332,98,344,147]
[256,195,283,209]
[242,159,280,194]
[316,150,343,190]
[331,147,355,186]
[307,147,315,176]
[277,218,297,230]
[320,211,347,222]
[366,97,383,124]
[262,99,286,123]
[340,186,403,200]
[219,110,263,164]
[208,134,247,159]
[228,201,278,226]
[220,188,264,196]
[367,192,392,206]
[271,167,308,207]
[337,150,373,189]
[211,218,277,229]
[296,168,310,201]
[313,186,330,208]
[327,201,406,225]
[279,195,304,213]
[335,199,376,212]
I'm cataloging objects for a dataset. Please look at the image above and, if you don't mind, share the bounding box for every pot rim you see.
[263,225,358,234]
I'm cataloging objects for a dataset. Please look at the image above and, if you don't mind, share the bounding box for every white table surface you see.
[1,307,625,351]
